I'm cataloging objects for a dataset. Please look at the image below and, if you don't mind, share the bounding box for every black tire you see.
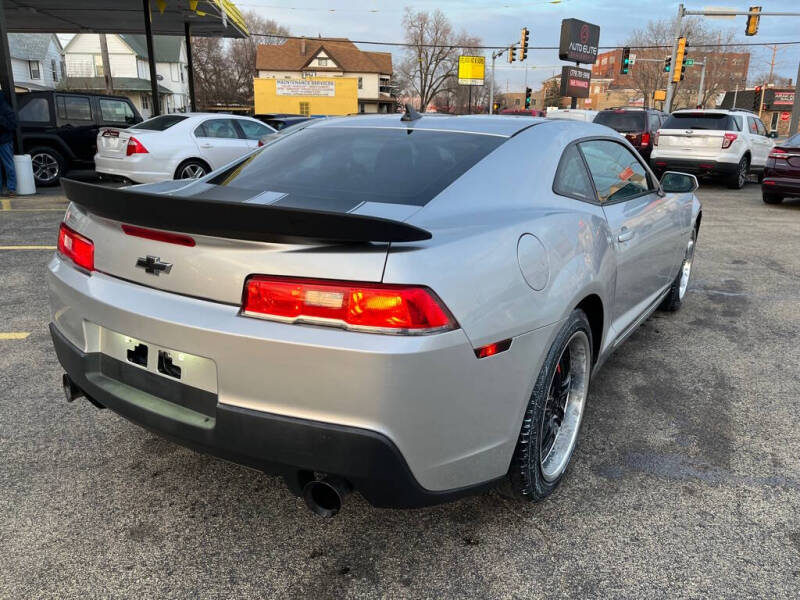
[726,155,749,189]
[509,309,593,501]
[174,159,210,180]
[29,146,65,186]
[762,191,783,205]
[659,227,697,312]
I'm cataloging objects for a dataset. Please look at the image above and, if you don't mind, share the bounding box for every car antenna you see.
[400,103,422,122]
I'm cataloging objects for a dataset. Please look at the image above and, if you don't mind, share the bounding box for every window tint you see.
[131,114,187,131]
[196,119,239,139]
[99,98,135,124]
[56,96,92,121]
[19,97,50,122]
[747,117,758,134]
[648,114,660,132]
[208,127,504,209]
[755,118,767,136]
[553,145,595,201]
[593,111,645,132]
[579,140,654,203]
[238,119,271,140]
[662,113,734,131]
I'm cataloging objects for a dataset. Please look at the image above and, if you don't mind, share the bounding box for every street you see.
[1,182,799,599]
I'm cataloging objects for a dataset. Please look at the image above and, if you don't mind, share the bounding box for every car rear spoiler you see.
[61,179,432,244]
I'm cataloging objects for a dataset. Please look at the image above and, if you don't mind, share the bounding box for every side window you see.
[56,95,93,122]
[747,117,758,135]
[196,119,238,139]
[553,144,595,202]
[755,118,768,136]
[18,97,50,122]
[98,98,135,124]
[237,119,271,140]
[730,116,742,132]
[648,114,660,132]
[579,139,655,203]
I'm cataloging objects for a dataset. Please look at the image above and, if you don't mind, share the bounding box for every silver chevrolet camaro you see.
[49,111,701,516]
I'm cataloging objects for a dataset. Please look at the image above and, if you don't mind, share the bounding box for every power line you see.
[250,31,800,51]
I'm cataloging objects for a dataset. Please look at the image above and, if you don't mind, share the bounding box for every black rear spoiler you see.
[61,179,432,244]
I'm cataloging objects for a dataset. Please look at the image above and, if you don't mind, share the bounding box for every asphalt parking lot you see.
[1,181,799,599]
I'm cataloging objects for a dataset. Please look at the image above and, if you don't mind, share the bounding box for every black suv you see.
[18,91,143,185]
[593,107,667,161]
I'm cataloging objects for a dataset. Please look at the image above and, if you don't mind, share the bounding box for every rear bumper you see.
[48,255,553,505]
[762,175,800,197]
[52,324,498,508]
[94,154,173,184]
[650,157,739,176]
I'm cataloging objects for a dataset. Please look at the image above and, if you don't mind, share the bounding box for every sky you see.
[231,0,800,92]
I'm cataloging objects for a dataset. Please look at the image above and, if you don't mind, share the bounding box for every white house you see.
[63,33,189,118]
[9,33,64,91]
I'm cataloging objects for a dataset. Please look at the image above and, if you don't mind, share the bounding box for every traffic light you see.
[745,6,761,36]
[664,56,671,72]
[620,47,631,75]
[753,86,763,111]
[525,87,532,108]
[519,27,529,61]
[508,46,515,63]
[680,50,689,81]
[672,37,686,83]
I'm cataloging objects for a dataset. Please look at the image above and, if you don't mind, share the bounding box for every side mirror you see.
[660,171,698,194]
[768,131,778,139]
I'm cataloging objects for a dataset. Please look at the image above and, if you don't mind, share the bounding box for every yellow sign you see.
[458,56,485,86]
[653,89,667,101]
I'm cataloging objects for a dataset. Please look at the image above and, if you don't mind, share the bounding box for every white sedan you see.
[94,113,275,184]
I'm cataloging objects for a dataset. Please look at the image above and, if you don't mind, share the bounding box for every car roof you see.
[671,108,753,115]
[307,114,547,137]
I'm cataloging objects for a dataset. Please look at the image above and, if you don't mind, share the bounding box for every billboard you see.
[560,66,592,98]
[458,56,485,86]
[559,19,601,64]
[773,91,795,106]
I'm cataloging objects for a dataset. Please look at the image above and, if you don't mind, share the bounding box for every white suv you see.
[650,109,775,189]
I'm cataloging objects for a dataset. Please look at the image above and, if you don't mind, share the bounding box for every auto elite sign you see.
[559,19,601,64]
[560,66,592,98]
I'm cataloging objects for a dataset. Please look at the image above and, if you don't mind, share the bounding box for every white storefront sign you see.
[276,80,336,97]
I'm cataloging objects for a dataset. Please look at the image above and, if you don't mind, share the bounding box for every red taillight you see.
[57,223,94,271]
[722,133,737,149]
[126,136,148,156]
[121,224,195,247]
[640,132,651,147]
[768,148,786,159]
[242,276,457,334]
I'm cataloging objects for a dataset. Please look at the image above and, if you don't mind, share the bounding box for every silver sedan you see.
[49,112,701,516]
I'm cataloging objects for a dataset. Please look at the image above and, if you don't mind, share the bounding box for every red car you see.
[762,132,800,204]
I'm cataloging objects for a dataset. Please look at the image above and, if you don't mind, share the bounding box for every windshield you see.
[131,115,188,131]
[209,126,504,209]
[593,111,646,132]
[662,113,733,131]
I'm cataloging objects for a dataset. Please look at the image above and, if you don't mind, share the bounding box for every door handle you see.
[199,143,213,148]
[617,229,635,243]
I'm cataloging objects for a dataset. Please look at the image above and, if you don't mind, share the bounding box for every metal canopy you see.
[1,0,247,37]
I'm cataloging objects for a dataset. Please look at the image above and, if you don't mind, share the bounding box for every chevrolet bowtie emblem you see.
[136,255,172,275]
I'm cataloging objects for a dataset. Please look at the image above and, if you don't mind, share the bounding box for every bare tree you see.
[397,9,482,112]
[192,10,288,108]
[624,17,748,109]
[749,71,792,87]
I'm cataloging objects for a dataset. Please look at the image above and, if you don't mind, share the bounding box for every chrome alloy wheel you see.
[32,152,59,183]
[539,330,591,482]
[179,163,207,179]
[737,158,747,188]
[678,230,696,300]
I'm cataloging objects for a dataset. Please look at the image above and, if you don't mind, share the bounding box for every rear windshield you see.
[593,111,645,132]
[131,115,187,131]
[785,132,800,147]
[661,113,734,131]
[209,127,504,208]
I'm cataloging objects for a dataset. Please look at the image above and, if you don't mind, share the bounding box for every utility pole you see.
[697,59,706,107]
[789,60,800,136]
[99,33,113,95]
[767,44,777,85]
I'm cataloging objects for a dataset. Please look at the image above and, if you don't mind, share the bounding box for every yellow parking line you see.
[0,245,56,250]
[1,198,10,210]
[0,332,30,340]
